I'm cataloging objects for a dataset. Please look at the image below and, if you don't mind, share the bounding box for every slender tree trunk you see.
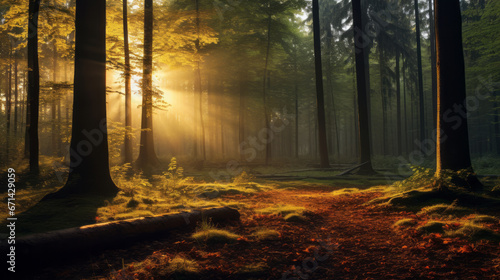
[123,0,133,164]
[295,72,299,159]
[262,11,272,165]
[396,51,402,156]
[379,47,387,155]
[13,52,18,136]
[429,0,437,127]
[414,0,426,142]
[434,0,481,190]
[238,71,246,161]
[218,81,225,159]
[312,0,330,168]
[52,43,58,155]
[352,0,375,174]
[45,0,118,198]
[27,0,41,174]
[403,58,408,155]
[136,0,159,168]
[7,43,12,138]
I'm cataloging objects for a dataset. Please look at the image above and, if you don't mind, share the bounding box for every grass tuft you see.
[284,213,307,223]
[164,255,200,275]
[256,204,305,216]
[393,218,417,227]
[250,228,280,241]
[236,262,269,277]
[418,203,474,217]
[469,215,499,224]
[192,229,240,244]
[447,223,500,242]
[417,221,445,234]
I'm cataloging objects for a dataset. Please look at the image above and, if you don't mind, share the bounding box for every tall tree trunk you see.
[218,81,225,159]
[396,51,402,156]
[46,0,118,198]
[379,47,387,155]
[352,0,375,174]
[136,0,159,168]
[51,43,58,155]
[27,0,41,174]
[434,0,481,190]
[238,71,246,161]
[312,0,330,168]
[13,52,18,136]
[262,11,272,165]
[123,0,133,164]
[414,0,426,142]
[7,43,12,138]
[295,69,299,159]
[429,0,437,127]
[403,57,408,155]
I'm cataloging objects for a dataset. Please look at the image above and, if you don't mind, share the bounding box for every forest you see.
[0,0,499,279]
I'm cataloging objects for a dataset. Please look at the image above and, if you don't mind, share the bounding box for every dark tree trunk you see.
[7,43,12,139]
[352,0,375,174]
[429,0,437,127]
[415,0,426,142]
[14,52,18,136]
[295,72,299,159]
[312,0,330,168]
[136,0,159,168]
[434,0,481,190]
[51,44,58,154]
[45,0,118,198]
[238,71,246,161]
[123,0,133,164]
[27,0,41,174]
[262,12,272,165]
[379,47,387,155]
[396,51,402,156]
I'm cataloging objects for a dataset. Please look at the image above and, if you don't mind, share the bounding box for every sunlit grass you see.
[418,203,474,217]
[256,204,305,216]
[250,228,280,241]
[446,222,500,242]
[192,228,240,245]
[164,255,200,275]
[468,215,498,224]
[393,218,417,228]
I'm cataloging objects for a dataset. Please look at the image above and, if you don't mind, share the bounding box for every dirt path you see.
[32,189,500,279]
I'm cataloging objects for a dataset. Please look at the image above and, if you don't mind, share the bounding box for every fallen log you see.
[1,206,239,270]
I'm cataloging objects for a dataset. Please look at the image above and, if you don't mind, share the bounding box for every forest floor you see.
[29,185,500,280]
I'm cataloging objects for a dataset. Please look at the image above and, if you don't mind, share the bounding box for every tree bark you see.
[415,0,426,142]
[45,0,118,198]
[396,51,402,156]
[429,0,437,127]
[136,0,160,168]
[312,0,330,168]
[13,51,18,136]
[262,11,272,165]
[27,0,41,174]
[352,0,375,174]
[434,0,481,190]
[123,0,133,164]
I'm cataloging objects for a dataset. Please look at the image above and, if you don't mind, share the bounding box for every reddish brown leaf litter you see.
[32,189,500,279]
